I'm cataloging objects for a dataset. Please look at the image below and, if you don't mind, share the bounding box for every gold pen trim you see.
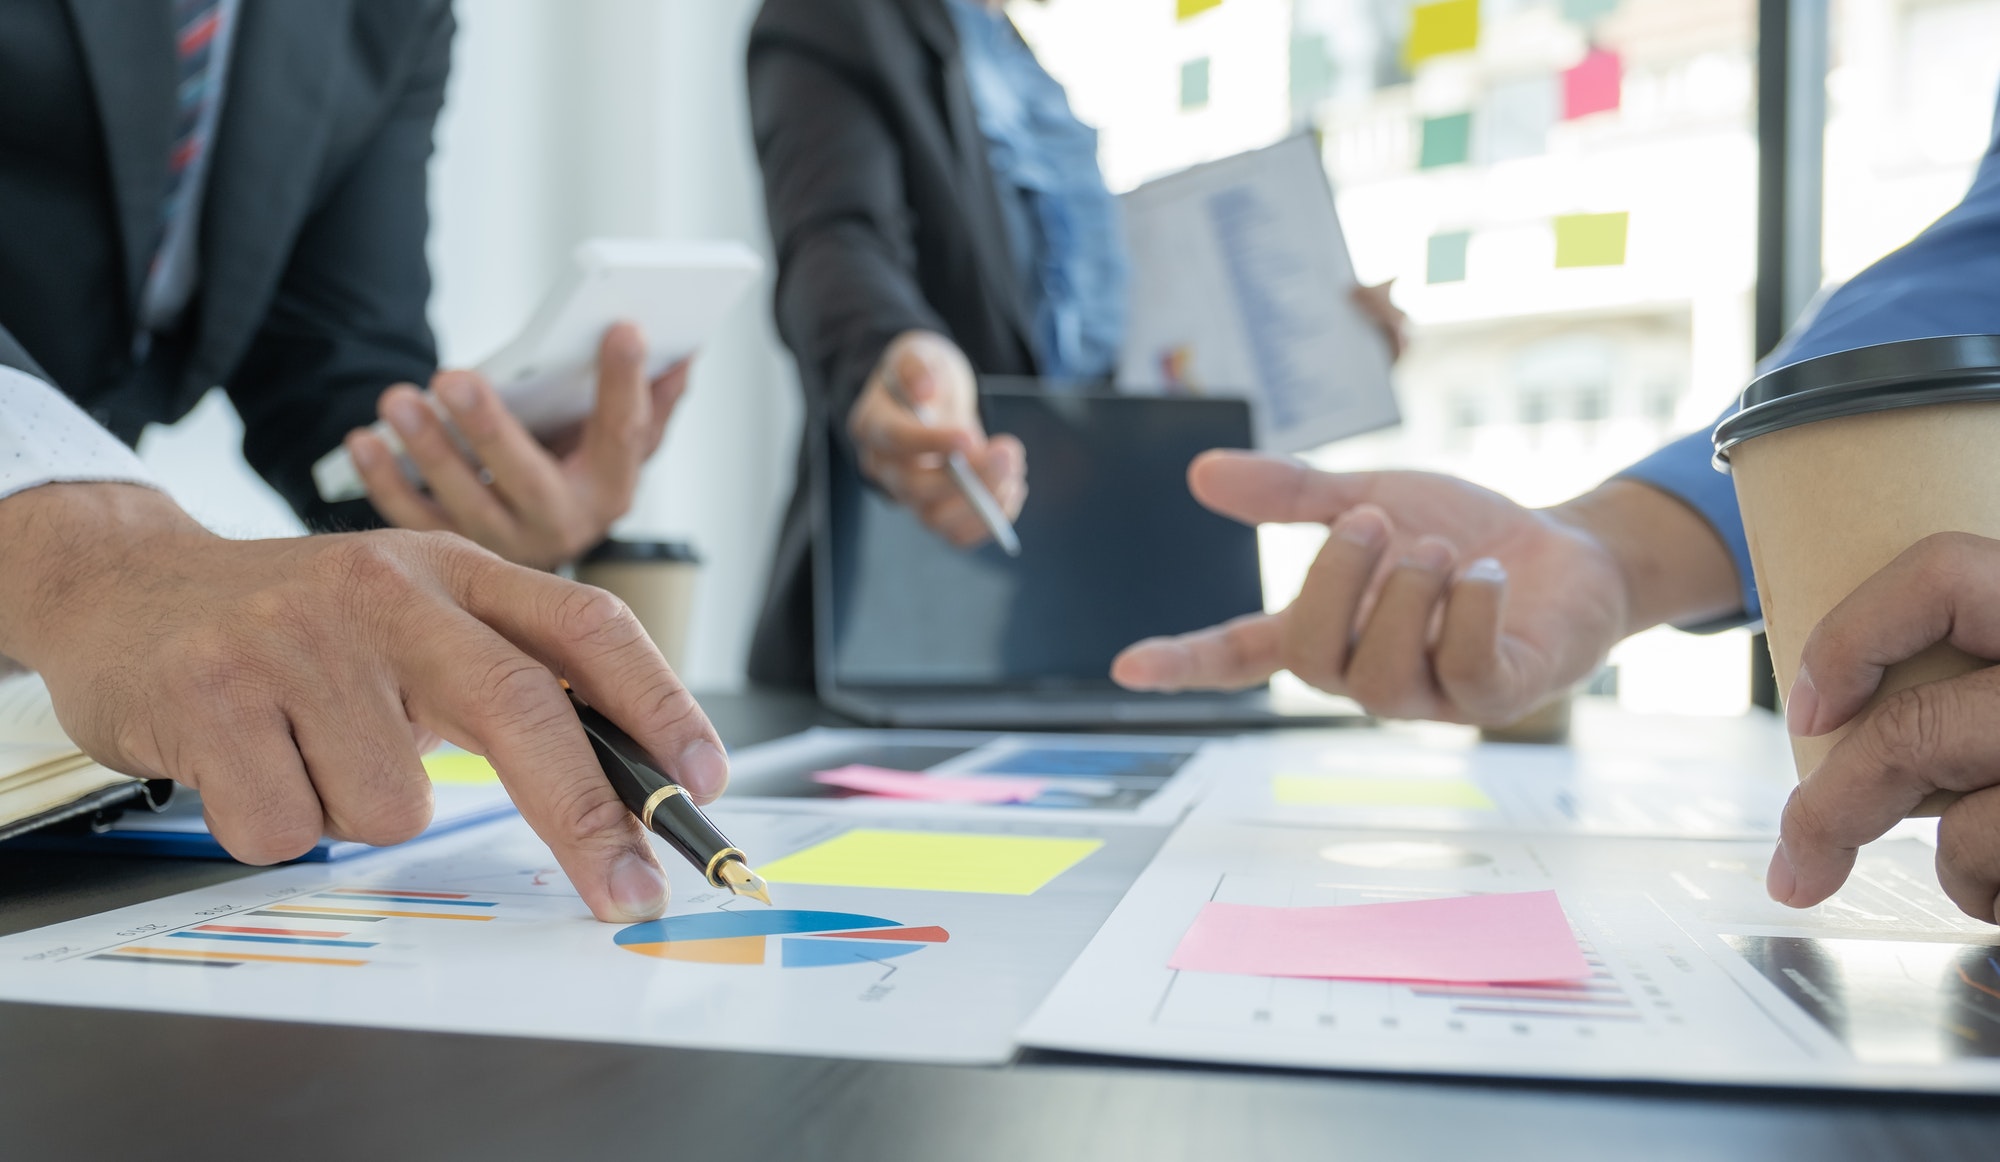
[639,783,688,831]
[704,846,746,886]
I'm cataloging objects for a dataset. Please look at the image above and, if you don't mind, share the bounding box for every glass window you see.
[1012,0,1766,716]
[1822,0,2000,283]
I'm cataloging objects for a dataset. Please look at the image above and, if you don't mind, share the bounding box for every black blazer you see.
[745,0,1043,687]
[0,0,451,530]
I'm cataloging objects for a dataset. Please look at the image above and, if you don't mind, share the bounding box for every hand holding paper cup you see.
[1714,336,2000,817]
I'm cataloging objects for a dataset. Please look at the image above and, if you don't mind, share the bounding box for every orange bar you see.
[120,946,367,968]
[268,903,492,922]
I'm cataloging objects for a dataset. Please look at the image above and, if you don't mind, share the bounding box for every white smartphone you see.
[312,237,764,504]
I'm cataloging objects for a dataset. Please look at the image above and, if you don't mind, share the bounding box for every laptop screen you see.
[816,382,1265,690]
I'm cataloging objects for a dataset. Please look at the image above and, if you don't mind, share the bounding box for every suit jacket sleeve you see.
[224,3,454,532]
[748,6,949,429]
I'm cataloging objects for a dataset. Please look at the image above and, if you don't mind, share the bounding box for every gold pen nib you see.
[717,858,772,906]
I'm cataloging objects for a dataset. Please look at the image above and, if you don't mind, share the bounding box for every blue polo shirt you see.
[1621,89,2000,623]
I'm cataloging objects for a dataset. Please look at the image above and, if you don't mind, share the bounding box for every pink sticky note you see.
[1167,890,1590,984]
[1563,47,1621,120]
[812,765,1049,804]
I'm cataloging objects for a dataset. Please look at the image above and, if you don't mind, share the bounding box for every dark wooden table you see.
[2,691,1995,1162]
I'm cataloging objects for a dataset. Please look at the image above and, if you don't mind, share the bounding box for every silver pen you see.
[881,367,1022,557]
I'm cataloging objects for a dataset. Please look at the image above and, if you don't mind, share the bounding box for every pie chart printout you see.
[614,910,950,969]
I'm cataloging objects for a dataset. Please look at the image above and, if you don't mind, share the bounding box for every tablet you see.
[312,238,764,503]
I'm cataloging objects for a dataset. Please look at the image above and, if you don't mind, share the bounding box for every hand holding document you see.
[1117,133,1400,453]
[318,239,762,569]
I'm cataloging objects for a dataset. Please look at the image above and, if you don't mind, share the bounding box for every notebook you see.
[0,671,168,843]
[23,748,517,862]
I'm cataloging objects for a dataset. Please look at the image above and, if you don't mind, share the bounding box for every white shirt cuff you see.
[0,366,160,502]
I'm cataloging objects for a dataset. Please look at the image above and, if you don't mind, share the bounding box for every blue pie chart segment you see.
[615,909,949,968]
[782,938,928,968]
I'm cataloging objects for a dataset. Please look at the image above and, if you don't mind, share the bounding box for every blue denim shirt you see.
[1621,88,2000,623]
[947,0,1129,381]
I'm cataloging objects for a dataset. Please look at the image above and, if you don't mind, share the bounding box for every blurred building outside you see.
[1016,0,2000,716]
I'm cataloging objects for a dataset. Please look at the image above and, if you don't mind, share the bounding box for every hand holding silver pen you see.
[847,330,1026,555]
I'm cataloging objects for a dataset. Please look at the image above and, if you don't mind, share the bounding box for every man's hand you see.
[1771,533,2000,923]
[0,482,730,923]
[1352,280,1410,362]
[347,322,687,570]
[1112,451,1741,725]
[848,330,1026,548]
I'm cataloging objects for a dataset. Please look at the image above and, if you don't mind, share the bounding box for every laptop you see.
[811,379,1366,729]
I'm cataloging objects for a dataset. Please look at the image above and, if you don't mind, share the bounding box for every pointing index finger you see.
[1188,451,1374,527]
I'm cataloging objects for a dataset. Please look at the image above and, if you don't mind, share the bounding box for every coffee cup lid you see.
[1712,335,2000,471]
[579,539,701,564]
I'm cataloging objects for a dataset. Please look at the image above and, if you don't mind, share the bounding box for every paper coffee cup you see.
[1714,335,2000,815]
[575,540,702,674]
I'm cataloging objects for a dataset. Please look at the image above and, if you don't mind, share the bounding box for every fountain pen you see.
[565,688,771,905]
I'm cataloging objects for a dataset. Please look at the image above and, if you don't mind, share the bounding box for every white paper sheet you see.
[1192,710,1798,839]
[1117,133,1399,453]
[0,809,1161,1065]
[1019,812,2000,1092]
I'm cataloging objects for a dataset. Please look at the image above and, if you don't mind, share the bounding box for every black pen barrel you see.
[567,691,743,886]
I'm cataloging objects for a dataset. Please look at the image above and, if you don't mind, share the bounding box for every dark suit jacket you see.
[0,0,451,530]
[745,0,1044,687]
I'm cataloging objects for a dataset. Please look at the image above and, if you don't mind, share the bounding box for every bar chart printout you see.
[87,887,499,969]
[0,813,1161,1065]
[1017,816,2000,1091]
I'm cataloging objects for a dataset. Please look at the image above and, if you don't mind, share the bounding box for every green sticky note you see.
[1554,211,1629,267]
[1177,0,1224,19]
[1418,112,1472,168]
[1404,0,1480,69]
[1427,231,1470,283]
[1273,774,1496,811]
[761,829,1104,895]
[423,751,499,785]
[1560,0,1622,26]
[1180,57,1210,110]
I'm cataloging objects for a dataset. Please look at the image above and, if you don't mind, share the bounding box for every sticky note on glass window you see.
[1180,58,1210,109]
[761,829,1103,895]
[1426,231,1470,284]
[1563,47,1622,119]
[1418,112,1472,167]
[1404,0,1479,69]
[424,751,499,785]
[1560,0,1622,26]
[1273,774,1495,810]
[1177,0,1224,20]
[1169,891,1590,983]
[1554,211,1629,267]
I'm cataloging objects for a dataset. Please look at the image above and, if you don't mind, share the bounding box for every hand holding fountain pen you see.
[564,688,771,905]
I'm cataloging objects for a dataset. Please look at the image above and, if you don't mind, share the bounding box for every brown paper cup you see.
[575,541,701,675]
[1716,336,2000,816]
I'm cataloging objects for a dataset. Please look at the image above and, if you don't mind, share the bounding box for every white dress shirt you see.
[0,367,159,503]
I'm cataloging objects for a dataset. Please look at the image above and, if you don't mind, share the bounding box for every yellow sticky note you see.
[1404,0,1479,69]
[1273,774,1496,811]
[761,829,1104,895]
[424,751,499,785]
[1177,0,1225,19]
[1554,211,1629,267]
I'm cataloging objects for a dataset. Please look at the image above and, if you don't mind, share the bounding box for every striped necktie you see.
[144,0,224,308]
